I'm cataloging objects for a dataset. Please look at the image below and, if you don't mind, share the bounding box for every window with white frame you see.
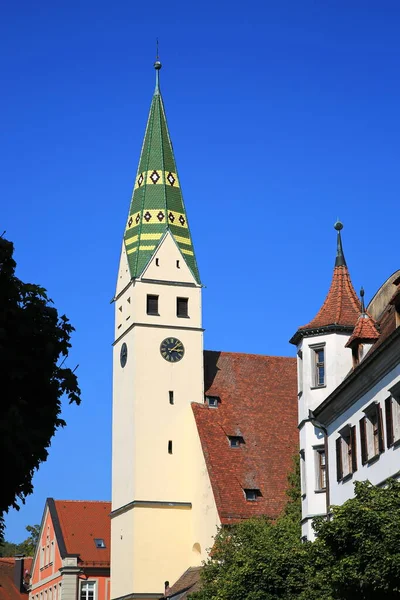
[311,344,325,387]
[314,446,326,490]
[80,582,95,600]
[385,383,400,447]
[360,403,384,464]
[335,425,357,481]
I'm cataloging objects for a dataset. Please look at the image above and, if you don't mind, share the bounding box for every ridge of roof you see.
[123,61,200,283]
[205,349,296,361]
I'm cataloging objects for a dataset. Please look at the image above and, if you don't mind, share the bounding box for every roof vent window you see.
[205,396,220,408]
[94,538,106,548]
[244,489,262,501]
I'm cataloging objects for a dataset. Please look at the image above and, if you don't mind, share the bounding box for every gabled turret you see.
[123,60,200,284]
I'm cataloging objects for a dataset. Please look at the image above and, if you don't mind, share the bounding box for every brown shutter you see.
[351,426,357,473]
[377,404,385,453]
[360,417,367,465]
[385,396,394,448]
[336,437,343,481]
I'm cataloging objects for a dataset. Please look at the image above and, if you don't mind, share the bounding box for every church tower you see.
[111,61,219,599]
[290,222,361,540]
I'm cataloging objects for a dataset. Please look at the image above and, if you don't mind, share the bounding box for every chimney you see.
[14,556,24,593]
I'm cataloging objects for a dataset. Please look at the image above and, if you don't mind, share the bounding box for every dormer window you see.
[244,489,261,501]
[94,538,106,548]
[228,436,244,448]
[205,396,219,408]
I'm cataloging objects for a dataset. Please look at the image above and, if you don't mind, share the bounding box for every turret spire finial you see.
[154,39,162,93]
[360,287,365,314]
[334,220,346,267]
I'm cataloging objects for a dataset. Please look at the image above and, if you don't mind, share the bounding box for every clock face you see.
[160,337,185,363]
[120,342,128,368]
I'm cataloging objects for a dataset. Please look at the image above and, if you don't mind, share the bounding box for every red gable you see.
[192,351,298,524]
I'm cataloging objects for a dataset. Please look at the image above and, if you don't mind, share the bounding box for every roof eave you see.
[290,323,355,345]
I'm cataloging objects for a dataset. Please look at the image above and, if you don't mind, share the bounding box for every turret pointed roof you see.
[290,222,361,345]
[123,60,200,283]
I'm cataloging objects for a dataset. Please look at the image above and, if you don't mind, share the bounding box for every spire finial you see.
[334,220,346,267]
[360,287,366,314]
[154,39,162,92]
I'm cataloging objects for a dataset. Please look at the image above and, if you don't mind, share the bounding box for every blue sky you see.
[2,1,400,541]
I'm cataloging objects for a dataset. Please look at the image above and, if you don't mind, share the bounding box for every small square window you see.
[244,489,261,501]
[94,539,106,549]
[177,297,189,318]
[147,295,159,315]
[205,396,219,407]
[228,436,244,448]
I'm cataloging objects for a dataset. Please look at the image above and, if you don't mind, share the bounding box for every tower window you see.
[169,391,174,405]
[244,489,261,501]
[155,258,160,266]
[177,297,189,318]
[205,396,219,408]
[228,436,244,448]
[168,440,173,454]
[315,447,326,490]
[146,294,159,315]
[176,260,180,268]
[311,345,325,387]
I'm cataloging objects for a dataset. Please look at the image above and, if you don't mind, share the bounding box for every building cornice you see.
[314,328,400,425]
[290,324,354,346]
[113,322,204,346]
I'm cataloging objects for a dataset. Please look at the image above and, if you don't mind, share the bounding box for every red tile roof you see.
[192,351,298,524]
[0,558,32,600]
[161,566,202,599]
[345,313,380,348]
[52,500,111,566]
[299,265,360,331]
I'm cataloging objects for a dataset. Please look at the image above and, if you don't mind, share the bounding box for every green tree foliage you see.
[0,238,80,537]
[0,525,40,557]
[306,480,400,600]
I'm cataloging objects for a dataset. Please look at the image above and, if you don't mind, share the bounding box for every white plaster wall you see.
[298,332,354,539]
[327,365,400,507]
[111,233,219,598]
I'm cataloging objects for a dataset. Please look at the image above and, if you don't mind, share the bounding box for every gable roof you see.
[290,223,360,344]
[49,499,111,567]
[345,313,380,348]
[0,558,32,600]
[123,61,200,283]
[161,566,202,599]
[192,351,298,524]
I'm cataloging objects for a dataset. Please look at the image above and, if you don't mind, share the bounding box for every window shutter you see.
[336,437,343,481]
[351,426,357,473]
[360,417,367,465]
[385,396,394,448]
[377,404,385,453]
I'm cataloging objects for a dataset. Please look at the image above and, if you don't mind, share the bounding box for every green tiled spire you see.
[123,61,200,284]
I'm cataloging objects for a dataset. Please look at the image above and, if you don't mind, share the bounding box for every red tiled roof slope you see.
[0,558,32,600]
[161,566,202,599]
[345,314,380,348]
[192,351,298,525]
[300,265,360,330]
[54,500,110,566]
